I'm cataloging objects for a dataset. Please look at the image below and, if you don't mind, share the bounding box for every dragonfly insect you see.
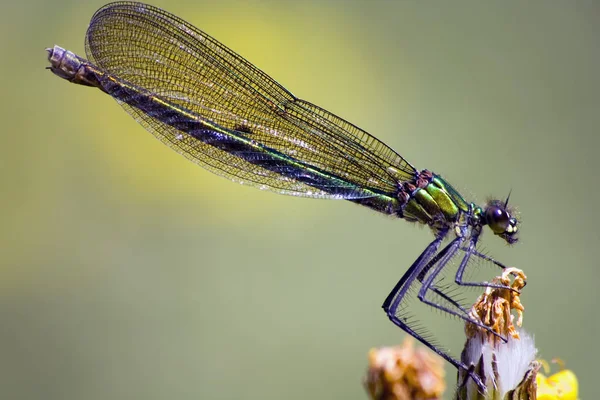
[47,1,520,391]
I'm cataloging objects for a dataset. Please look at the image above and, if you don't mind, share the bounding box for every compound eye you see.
[486,206,510,234]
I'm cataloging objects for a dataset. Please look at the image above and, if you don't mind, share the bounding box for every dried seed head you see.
[465,267,526,342]
[365,337,446,400]
[457,268,539,400]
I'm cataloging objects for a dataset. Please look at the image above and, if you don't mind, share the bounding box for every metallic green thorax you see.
[403,175,470,226]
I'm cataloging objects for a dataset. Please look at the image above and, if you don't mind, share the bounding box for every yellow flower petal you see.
[536,373,557,400]
[535,370,578,400]
[547,370,578,400]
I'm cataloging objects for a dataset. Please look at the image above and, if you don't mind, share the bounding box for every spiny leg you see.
[470,249,526,289]
[382,230,446,310]
[455,239,516,291]
[382,234,486,392]
[413,241,473,317]
[417,237,506,342]
[421,284,471,316]
[462,247,511,269]
[415,238,515,393]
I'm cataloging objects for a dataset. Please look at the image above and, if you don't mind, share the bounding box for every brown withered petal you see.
[456,268,538,400]
[365,337,446,400]
[465,267,526,342]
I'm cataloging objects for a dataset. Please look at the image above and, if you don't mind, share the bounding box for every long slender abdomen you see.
[46,45,402,214]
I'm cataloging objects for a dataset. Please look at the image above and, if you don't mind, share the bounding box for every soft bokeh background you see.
[2,0,598,398]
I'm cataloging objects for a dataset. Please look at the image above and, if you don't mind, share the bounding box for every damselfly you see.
[47,1,520,391]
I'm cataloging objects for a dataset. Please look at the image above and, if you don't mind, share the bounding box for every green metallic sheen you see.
[350,194,400,215]
[432,176,470,213]
[414,189,442,218]
[401,175,471,226]
[403,199,431,223]
[425,182,459,221]
[472,205,485,223]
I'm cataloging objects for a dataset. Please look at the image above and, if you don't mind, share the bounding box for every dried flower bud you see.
[456,268,538,400]
[365,337,446,400]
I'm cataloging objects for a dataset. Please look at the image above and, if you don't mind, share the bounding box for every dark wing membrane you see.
[95,76,380,199]
[85,1,416,198]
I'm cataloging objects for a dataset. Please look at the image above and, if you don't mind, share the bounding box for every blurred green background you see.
[2,0,598,398]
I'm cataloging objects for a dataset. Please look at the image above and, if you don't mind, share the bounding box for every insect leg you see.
[382,234,486,392]
[455,239,516,291]
[417,238,506,340]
